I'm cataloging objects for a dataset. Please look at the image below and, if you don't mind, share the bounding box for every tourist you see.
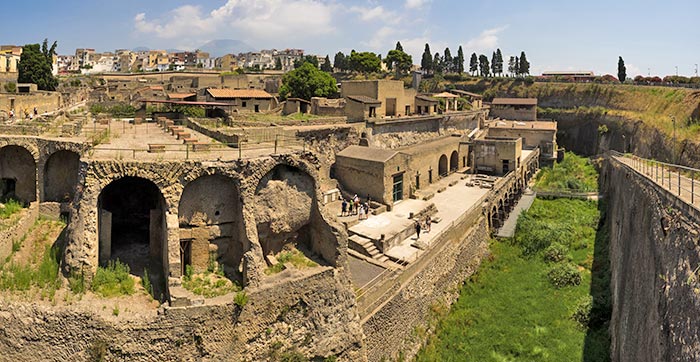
[341,199,347,216]
[358,204,365,220]
[348,199,354,215]
[425,215,432,232]
[353,194,360,214]
[414,220,421,240]
[33,107,38,116]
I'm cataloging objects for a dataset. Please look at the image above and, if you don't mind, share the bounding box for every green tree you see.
[333,52,346,72]
[514,56,521,76]
[508,56,516,76]
[294,55,319,69]
[478,54,490,77]
[385,49,412,77]
[18,39,58,91]
[421,43,433,73]
[495,48,504,76]
[274,57,283,70]
[469,53,478,76]
[617,56,627,83]
[456,46,465,74]
[348,51,382,73]
[443,47,453,73]
[395,41,404,52]
[519,51,530,75]
[491,51,498,77]
[433,53,443,74]
[321,55,333,72]
[279,62,338,100]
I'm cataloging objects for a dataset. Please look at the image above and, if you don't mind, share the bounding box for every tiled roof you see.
[491,98,538,106]
[415,95,438,102]
[432,92,459,98]
[337,145,398,163]
[346,95,381,104]
[206,88,273,99]
[167,93,196,99]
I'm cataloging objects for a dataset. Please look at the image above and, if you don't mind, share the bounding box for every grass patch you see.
[416,198,610,362]
[535,152,598,192]
[91,260,135,298]
[182,264,242,298]
[0,199,23,219]
[264,249,318,275]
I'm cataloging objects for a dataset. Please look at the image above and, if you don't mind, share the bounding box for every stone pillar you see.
[98,209,112,265]
[166,212,181,278]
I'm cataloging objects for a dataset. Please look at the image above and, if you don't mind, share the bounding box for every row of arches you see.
[94,163,336,299]
[488,163,536,229]
[0,145,80,205]
[438,150,461,178]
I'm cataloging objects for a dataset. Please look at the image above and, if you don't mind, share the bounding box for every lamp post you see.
[671,115,676,163]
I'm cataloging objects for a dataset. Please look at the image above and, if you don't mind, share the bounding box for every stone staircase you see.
[349,234,389,263]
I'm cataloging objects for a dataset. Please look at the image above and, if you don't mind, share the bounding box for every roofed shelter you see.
[345,95,381,122]
[415,95,438,115]
[205,88,275,113]
[489,98,538,121]
[432,92,459,112]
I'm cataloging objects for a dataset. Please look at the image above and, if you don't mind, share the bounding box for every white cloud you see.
[463,26,508,53]
[351,6,394,22]
[626,63,642,77]
[405,0,431,9]
[400,36,447,64]
[361,26,399,50]
[134,0,335,46]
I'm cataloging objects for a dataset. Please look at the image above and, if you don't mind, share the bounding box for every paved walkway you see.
[615,155,700,210]
[382,173,489,262]
[495,189,536,238]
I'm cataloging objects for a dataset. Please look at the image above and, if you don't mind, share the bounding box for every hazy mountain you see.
[132,46,150,52]
[198,39,255,57]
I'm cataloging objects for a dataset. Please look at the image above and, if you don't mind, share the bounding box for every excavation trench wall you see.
[603,157,700,362]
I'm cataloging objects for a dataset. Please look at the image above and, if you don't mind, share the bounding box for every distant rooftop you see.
[491,98,538,106]
[347,95,381,104]
[206,88,273,99]
[486,120,557,131]
[336,145,398,163]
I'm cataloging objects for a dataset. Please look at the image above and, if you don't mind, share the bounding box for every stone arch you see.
[449,150,459,172]
[254,163,336,267]
[490,206,499,228]
[0,145,37,204]
[438,154,448,177]
[43,150,80,202]
[97,176,168,300]
[178,174,246,283]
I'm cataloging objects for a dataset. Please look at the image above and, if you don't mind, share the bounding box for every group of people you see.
[414,215,432,240]
[6,107,38,121]
[340,194,371,220]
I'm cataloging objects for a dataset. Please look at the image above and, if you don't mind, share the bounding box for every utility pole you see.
[695,64,698,77]
[671,115,676,163]
[675,66,679,77]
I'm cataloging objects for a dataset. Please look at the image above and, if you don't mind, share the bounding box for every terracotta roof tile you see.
[207,88,273,99]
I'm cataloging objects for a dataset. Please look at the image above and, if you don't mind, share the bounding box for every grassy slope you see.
[416,156,609,362]
[455,79,700,141]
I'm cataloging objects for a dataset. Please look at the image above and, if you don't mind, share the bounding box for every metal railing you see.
[610,150,700,207]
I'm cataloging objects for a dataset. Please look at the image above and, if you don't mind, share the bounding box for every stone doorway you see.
[98,176,167,300]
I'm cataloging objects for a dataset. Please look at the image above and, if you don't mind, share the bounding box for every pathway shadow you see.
[582,199,612,362]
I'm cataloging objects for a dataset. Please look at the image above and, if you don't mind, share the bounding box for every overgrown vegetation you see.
[535,152,599,192]
[91,260,135,298]
[417,197,610,361]
[0,199,24,219]
[0,219,66,301]
[264,249,318,275]
[89,103,136,118]
[182,262,242,298]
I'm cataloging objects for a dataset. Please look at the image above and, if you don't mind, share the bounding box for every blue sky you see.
[1,0,699,77]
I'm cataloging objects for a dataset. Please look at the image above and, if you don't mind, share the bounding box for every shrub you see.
[142,269,153,297]
[547,263,582,288]
[3,82,16,93]
[234,291,248,307]
[0,199,24,219]
[68,271,86,294]
[91,260,135,297]
[543,243,569,263]
[572,295,593,328]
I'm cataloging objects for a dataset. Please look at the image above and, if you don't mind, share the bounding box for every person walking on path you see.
[341,199,347,217]
[348,199,354,215]
[414,220,422,240]
[425,215,432,232]
[358,204,365,220]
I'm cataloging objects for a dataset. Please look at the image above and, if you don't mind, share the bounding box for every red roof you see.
[206,88,273,99]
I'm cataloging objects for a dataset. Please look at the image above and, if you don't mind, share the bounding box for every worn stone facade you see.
[603,157,700,362]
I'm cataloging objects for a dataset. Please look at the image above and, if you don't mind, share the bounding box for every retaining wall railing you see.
[610,150,700,210]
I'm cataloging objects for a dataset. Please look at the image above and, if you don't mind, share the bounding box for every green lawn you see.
[416,198,610,362]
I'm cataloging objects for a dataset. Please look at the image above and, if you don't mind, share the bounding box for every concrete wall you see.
[474,138,522,176]
[603,158,700,362]
[334,156,387,204]
[0,203,38,262]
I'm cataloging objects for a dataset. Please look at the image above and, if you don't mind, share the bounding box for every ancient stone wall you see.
[0,203,38,261]
[0,268,365,361]
[362,216,489,361]
[603,158,700,362]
